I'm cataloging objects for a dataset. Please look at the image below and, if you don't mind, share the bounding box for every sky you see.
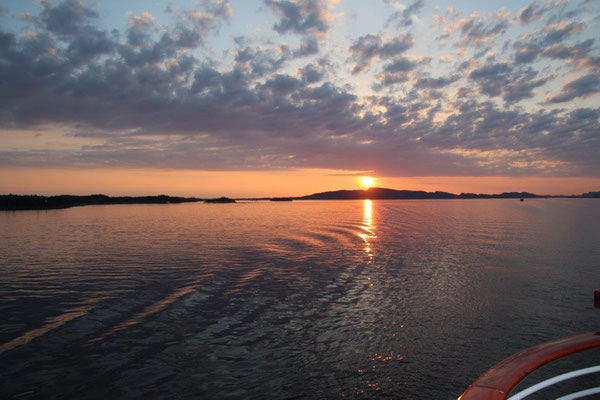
[0,0,599,197]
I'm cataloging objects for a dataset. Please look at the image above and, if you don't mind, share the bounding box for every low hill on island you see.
[581,191,600,198]
[297,188,538,200]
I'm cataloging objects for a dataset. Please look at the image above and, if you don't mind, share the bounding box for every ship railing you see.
[458,331,600,400]
[460,291,600,399]
[507,365,600,400]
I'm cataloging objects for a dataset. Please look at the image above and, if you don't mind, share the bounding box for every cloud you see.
[262,73,303,94]
[371,56,431,90]
[448,10,513,47]
[577,57,600,71]
[264,0,331,34]
[37,0,99,37]
[349,33,414,73]
[263,0,333,63]
[0,30,15,50]
[385,0,425,28]
[383,56,421,72]
[542,39,599,71]
[541,22,585,46]
[234,45,287,77]
[468,63,550,104]
[502,70,549,104]
[547,73,600,103]
[294,36,319,57]
[543,39,594,60]
[468,62,512,97]
[126,11,156,46]
[513,43,542,64]
[298,60,328,83]
[0,0,599,179]
[115,3,232,68]
[185,0,233,26]
[517,2,548,25]
[415,74,459,89]
[30,0,114,66]
[510,18,589,65]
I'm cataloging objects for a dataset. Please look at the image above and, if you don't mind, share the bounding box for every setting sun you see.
[361,176,374,188]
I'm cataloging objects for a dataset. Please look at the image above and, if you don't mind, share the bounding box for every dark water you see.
[0,199,599,399]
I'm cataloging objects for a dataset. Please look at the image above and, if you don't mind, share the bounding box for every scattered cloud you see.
[547,73,600,103]
[0,0,599,179]
[517,1,548,25]
[541,21,585,46]
[349,33,414,73]
[264,0,331,34]
[468,63,550,105]
[415,74,459,89]
[447,10,513,47]
[385,0,425,28]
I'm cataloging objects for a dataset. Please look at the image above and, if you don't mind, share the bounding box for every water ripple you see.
[0,199,599,398]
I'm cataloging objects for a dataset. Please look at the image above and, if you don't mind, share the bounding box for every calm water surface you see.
[0,199,599,399]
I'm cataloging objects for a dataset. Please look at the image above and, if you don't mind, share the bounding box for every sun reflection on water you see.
[358,199,377,259]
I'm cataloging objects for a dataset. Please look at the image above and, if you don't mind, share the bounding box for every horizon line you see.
[2,186,599,199]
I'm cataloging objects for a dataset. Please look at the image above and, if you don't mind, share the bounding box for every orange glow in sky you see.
[0,168,598,197]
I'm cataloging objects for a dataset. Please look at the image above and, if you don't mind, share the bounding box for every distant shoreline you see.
[1,189,599,211]
[0,194,202,211]
[291,188,600,201]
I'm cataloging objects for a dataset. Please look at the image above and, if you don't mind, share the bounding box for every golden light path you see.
[358,199,376,259]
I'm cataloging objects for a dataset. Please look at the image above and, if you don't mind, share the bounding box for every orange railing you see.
[458,331,600,399]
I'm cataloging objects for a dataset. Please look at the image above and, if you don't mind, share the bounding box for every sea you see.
[0,199,599,399]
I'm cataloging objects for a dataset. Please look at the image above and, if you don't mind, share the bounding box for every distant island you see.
[0,194,202,210]
[1,189,598,210]
[298,188,536,200]
[297,188,600,200]
[581,191,600,198]
[204,197,236,203]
